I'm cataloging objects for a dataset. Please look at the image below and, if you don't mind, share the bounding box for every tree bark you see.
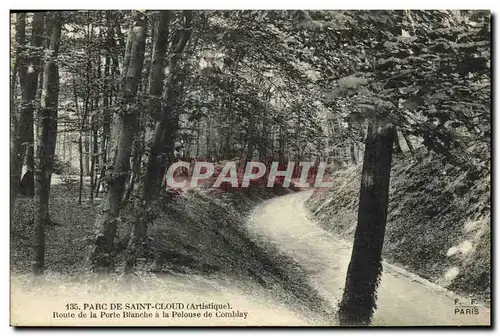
[96,16,114,197]
[33,14,62,275]
[10,13,27,156]
[89,58,101,203]
[84,133,90,175]
[338,118,396,325]
[11,12,44,209]
[18,14,35,197]
[141,11,171,198]
[73,77,87,205]
[11,13,27,94]
[62,121,66,161]
[123,134,141,203]
[89,14,147,272]
[19,69,40,197]
[89,114,98,203]
[125,11,192,273]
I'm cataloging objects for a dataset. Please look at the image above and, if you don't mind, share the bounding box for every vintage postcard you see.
[9,9,491,327]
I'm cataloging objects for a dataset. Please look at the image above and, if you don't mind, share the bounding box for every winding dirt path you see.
[246,190,490,326]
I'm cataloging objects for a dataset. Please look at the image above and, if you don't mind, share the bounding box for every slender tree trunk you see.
[62,122,66,161]
[141,11,171,199]
[10,14,27,202]
[68,134,72,161]
[10,12,21,207]
[78,137,84,203]
[73,78,87,205]
[97,100,111,197]
[33,14,62,275]
[89,58,101,203]
[11,13,27,93]
[125,11,192,273]
[11,13,43,209]
[84,133,90,175]
[89,115,98,203]
[96,21,113,197]
[83,112,90,177]
[89,14,147,272]
[338,118,396,325]
[20,140,35,196]
[83,22,93,177]
[19,70,41,197]
[123,134,141,203]
[34,66,44,152]
[18,13,35,197]
[150,13,192,191]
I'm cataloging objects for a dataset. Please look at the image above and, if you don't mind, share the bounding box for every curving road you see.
[246,190,491,326]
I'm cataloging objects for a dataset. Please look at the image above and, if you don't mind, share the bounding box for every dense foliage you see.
[10,9,490,326]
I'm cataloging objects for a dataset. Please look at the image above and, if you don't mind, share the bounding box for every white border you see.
[1,3,498,336]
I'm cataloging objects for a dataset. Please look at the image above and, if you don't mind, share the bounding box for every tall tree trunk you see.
[10,14,27,198]
[62,121,66,161]
[96,18,114,197]
[11,13,27,93]
[125,11,192,273]
[19,70,42,197]
[33,14,62,275]
[89,14,147,272]
[338,118,396,325]
[68,133,72,161]
[20,139,35,196]
[19,15,36,197]
[10,12,22,207]
[73,78,87,205]
[89,114,97,203]
[89,58,101,203]
[164,34,192,167]
[83,22,93,177]
[123,134,141,203]
[141,10,170,199]
[78,135,84,203]
[33,66,44,156]
[84,133,90,175]
[11,12,43,209]
[83,101,90,178]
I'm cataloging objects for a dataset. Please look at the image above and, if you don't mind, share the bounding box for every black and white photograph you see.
[8,9,491,327]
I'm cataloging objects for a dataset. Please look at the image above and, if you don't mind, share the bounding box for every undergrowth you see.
[11,182,335,322]
[307,150,490,302]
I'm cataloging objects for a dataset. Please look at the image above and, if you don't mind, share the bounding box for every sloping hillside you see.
[306,150,490,301]
[11,184,335,325]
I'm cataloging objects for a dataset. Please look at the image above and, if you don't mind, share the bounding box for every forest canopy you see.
[9,9,490,327]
